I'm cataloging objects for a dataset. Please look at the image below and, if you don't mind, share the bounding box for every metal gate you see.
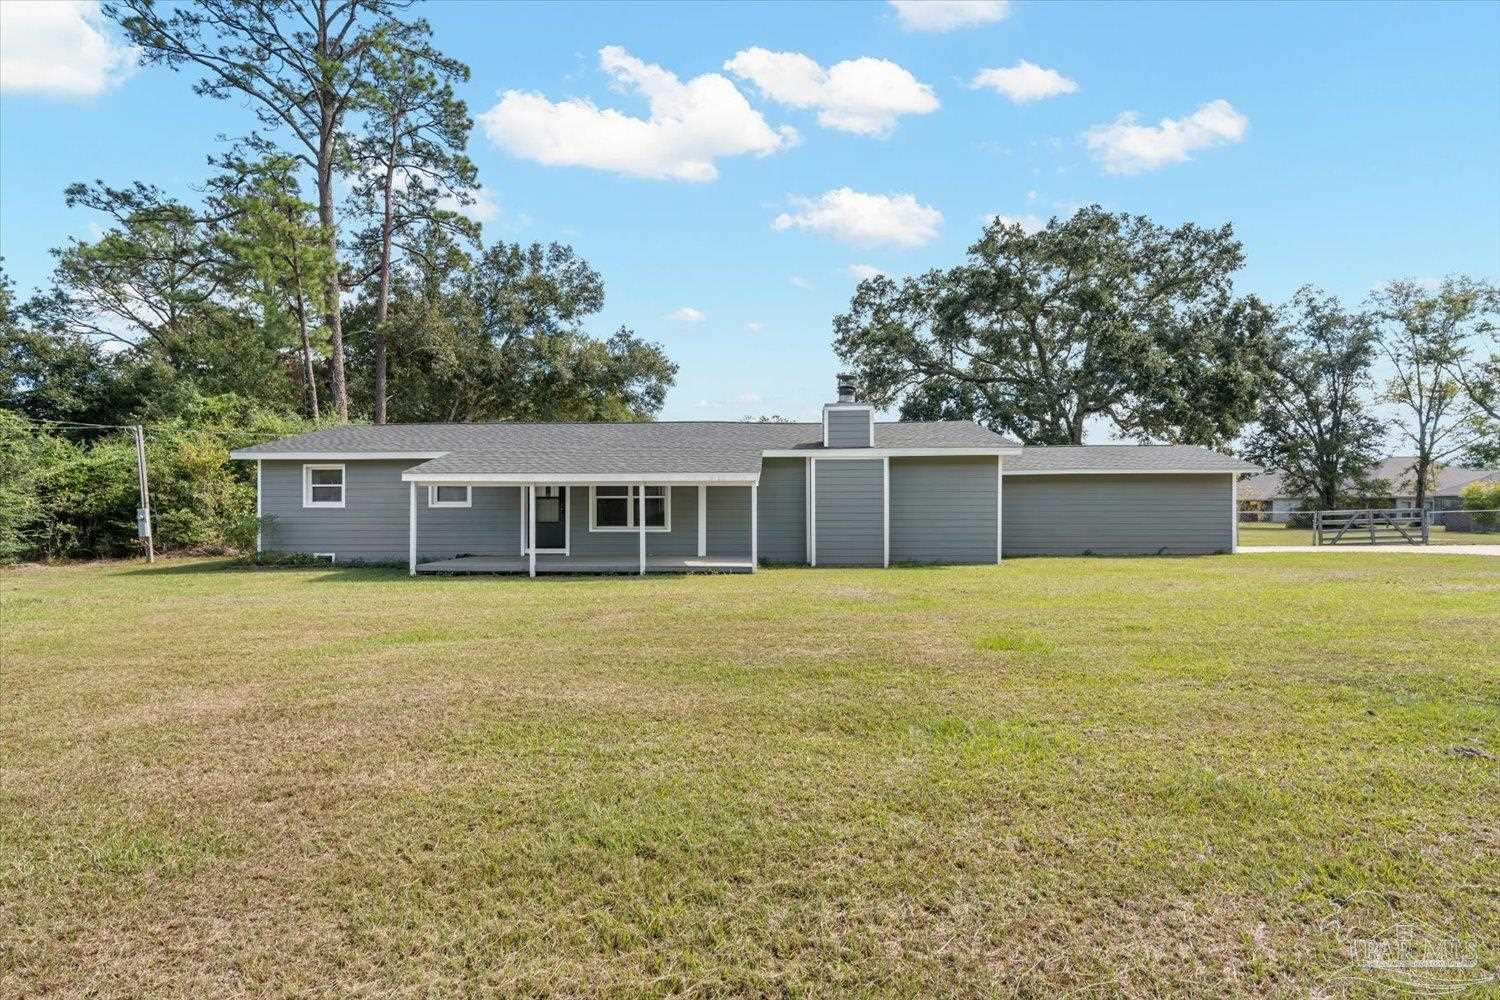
[1313,508,1429,545]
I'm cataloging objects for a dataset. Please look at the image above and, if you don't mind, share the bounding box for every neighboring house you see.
[231,380,1257,575]
[1238,456,1500,522]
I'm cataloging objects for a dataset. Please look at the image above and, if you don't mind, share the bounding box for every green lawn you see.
[1239,521,1500,546]
[2,556,1497,997]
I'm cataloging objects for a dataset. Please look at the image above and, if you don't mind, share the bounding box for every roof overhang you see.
[1003,468,1252,476]
[229,451,445,461]
[763,447,1021,458]
[401,472,760,485]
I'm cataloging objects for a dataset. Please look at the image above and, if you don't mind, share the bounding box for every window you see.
[589,485,670,531]
[303,464,345,508]
[428,485,472,508]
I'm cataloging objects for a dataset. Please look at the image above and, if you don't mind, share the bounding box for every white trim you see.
[312,552,336,563]
[528,484,536,578]
[750,482,758,572]
[407,482,416,576]
[233,451,445,461]
[761,448,1020,459]
[996,457,1003,564]
[638,481,646,576]
[1230,472,1238,553]
[517,486,525,555]
[428,484,472,508]
[881,455,890,568]
[403,471,757,485]
[523,486,568,554]
[697,485,707,558]
[255,460,262,553]
[588,485,672,532]
[302,463,346,509]
[808,457,817,567]
[1002,467,1254,476]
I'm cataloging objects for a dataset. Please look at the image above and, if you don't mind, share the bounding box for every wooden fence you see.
[1313,508,1429,546]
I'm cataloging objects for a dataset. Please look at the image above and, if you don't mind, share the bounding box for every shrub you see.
[1460,480,1500,529]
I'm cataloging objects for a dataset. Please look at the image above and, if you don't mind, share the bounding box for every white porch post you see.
[638,482,647,575]
[697,484,707,558]
[808,457,817,567]
[528,484,536,577]
[750,482,758,573]
[255,460,263,554]
[518,486,525,555]
[996,457,1004,564]
[882,456,890,568]
[408,481,416,576]
[1230,473,1239,553]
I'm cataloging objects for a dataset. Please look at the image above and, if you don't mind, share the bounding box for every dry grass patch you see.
[2,554,1497,997]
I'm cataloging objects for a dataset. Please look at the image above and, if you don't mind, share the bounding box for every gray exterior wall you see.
[757,458,806,564]
[825,408,873,448]
[706,485,752,558]
[814,459,884,565]
[1002,473,1234,556]
[564,485,700,557]
[261,459,518,562]
[889,456,998,564]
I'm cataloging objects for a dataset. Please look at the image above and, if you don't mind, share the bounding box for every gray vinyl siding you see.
[815,459,884,565]
[566,485,699,557]
[825,408,872,448]
[889,456,997,564]
[757,458,807,564]
[707,485,752,558]
[261,460,518,562]
[1002,473,1234,556]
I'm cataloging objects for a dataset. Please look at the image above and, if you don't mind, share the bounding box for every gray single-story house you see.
[231,382,1256,575]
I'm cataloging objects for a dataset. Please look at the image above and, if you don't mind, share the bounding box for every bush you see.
[1460,480,1500,530]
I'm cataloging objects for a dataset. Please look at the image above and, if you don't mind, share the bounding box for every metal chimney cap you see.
[836,374,858,403]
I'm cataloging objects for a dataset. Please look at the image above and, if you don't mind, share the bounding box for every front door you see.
[534,486,566,550]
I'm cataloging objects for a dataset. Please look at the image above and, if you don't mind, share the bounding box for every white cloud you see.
[889,0,1010,32]
[1084,99,1249,175]
[724,48,937,137]
[732,392,763,405]
[789,276,814,290]
[1026,189,1038,201]
[848,264,886,281]
[775,188,942,249]
[665,306,707,323]
[970,60,1078,104]
[479,46,797,182]
[0,1,137,97]
[983,212,1045,234]
[744,321,765,333]
[436,185,501,223]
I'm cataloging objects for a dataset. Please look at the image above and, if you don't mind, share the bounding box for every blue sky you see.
[3,0,1498,426]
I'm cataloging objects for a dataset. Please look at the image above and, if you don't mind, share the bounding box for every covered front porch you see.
[415,553,755,574]
[401,459,759,576]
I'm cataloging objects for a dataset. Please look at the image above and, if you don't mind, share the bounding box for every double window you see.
[428,485,472,508]
[302,464,345,508]
[589,485,670,531]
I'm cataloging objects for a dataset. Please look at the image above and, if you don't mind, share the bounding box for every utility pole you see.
[133,425,154,563]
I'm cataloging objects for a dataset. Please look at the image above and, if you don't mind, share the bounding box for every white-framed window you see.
[428,485,472,508]
[589,485,670,532]
[302,464,346,508]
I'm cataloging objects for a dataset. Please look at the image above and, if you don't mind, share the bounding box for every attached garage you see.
[1000,446,1248,557]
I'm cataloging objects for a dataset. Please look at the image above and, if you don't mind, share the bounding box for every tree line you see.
[834,208,1499,510]
[1,0,675,561]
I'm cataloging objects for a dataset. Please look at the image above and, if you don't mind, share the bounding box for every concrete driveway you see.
[1239,545,1500,556]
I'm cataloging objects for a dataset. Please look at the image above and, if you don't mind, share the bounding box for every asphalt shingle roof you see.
[231,420,1020,476]
[1005,445,1259,474]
